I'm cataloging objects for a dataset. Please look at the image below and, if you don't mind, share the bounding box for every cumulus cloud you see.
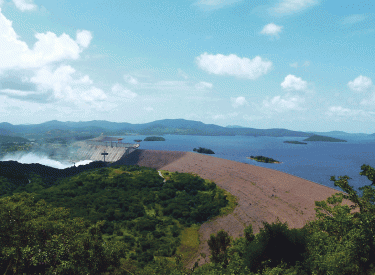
[12,0,37,11]
[231,96,248,108]
[76,30,92,48]
[0,9,90,70]
[347,75,373,92]
[195,81,213,90]
[260,23,283,37]
[194,0,243,10]
[272,0,318,14]
[124,74,138,85]
[263,95,305,112]
[196,53,272,79]
[111,83,137,99]
[30,65,107,104]
[281,74,307,91]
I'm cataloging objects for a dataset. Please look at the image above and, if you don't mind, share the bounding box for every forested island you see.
[247,155,281,163]
[193,147,215,154]
[303,134,347,142]
[144,136,166,141]
[284,140,307,144]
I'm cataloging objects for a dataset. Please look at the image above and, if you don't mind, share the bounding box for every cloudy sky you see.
[0,0,374,133]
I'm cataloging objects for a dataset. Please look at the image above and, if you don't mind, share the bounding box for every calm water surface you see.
[118,134,375,191]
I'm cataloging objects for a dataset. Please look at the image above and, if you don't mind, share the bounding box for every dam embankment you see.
[71,141,138,163]
[113,149,341,267]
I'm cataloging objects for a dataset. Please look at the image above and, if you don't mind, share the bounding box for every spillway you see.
[72,138,139,163]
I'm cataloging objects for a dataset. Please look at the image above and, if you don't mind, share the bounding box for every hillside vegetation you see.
[0,163,232,274]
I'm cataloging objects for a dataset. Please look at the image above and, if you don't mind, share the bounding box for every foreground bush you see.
[0,192,125,274]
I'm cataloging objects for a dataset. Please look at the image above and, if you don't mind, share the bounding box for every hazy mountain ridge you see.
[0,119,315,137]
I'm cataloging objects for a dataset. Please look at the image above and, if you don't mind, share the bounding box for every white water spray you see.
[1,152,92,169]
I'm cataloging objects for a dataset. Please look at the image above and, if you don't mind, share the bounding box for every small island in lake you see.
[284,141,307,144]
[144,136,166,141]
[303,135,347,142]
[193,147,215,154]
[247,155,281,163]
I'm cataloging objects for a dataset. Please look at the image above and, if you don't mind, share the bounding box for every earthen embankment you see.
[113,149,340,267]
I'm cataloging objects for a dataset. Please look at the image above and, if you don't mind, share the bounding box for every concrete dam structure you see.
[73,136,139,163]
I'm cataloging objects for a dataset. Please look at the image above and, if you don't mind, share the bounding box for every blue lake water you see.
[117,134,375,192]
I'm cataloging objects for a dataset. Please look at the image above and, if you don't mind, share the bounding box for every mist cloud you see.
[1,152,92,169]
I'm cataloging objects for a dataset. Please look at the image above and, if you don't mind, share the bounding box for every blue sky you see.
[0,0,374,133]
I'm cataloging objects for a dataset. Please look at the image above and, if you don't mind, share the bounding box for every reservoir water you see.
[117,134,375,192]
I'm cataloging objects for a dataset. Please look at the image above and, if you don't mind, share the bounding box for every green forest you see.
[0,161,375,274]
[0,162,235,274]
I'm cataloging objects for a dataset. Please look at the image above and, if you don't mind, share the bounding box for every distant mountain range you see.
[0,119,372,138]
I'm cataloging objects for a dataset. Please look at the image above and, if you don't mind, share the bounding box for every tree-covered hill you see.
[0,160,108,196]
[0,164,233,274]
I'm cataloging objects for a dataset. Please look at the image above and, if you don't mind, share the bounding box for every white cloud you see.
[178,68,189,79]
[260,23,283,37]
[360,93,375,106]
[194,0,242,10]
[281,74,307,91]
[263,95,305,112]
[289,61,310,68]
[144,107,154,112]
[272,0,318,14]
[0,1,3,7]
[0,89,39,97]
[124,74,138,85]
[290,62,299,68]
[231,96,248,108]
[76,30,92,48]
[342,14,367,25]
[111,83,137,99]
[196,53,272,79]
[0,9,89,70]
[12,0,37,11]
[195,81,213,90]
[30,65,107,104]
[348,75,373,93]
[327,106,375,119]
